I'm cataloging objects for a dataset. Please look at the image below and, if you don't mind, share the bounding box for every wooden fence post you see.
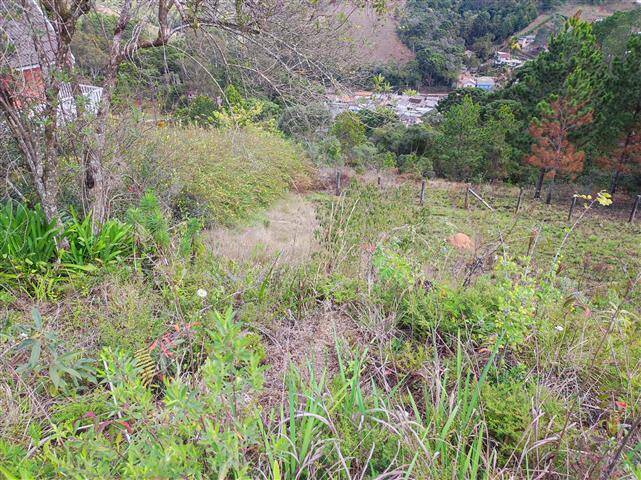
[629,195,641,223]
[568,196,577,222]
[464,186,470,210]
[515,187,524,214]
[335,170,341,196]
[527,228,539,257]
[377,175,382,189]
[467,187,495,211]
[419,178,426,206]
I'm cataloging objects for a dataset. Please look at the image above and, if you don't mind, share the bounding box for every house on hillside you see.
[326,90,446,125]
[457,73,477,89]
[517,35,536,51]
[0,0,102,121]
[495,51,523,68]
[475,77,496,91]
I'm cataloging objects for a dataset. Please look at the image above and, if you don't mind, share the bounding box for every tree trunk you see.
[609,170,621,196]
[84,149,108,227]
[545,174,556,205]
[84,3,132,230]
[1,80,63,227]
[41,169,61,225]
[534,169,545,199]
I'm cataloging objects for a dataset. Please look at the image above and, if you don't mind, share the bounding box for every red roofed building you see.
[1,0,102,119]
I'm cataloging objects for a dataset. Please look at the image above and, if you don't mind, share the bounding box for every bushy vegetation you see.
[3,1,641,478]
[390,0,626,88]
[123,125,311,225]
[335,15,641,195]
[3,171,641,477]
[0,202,133,298]
[395,0,540,87]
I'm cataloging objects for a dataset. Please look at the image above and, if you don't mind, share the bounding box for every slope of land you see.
[517,0,639,37]
[334,0,414,65]
[205,193,318,265]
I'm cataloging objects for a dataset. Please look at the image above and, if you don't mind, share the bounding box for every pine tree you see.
[596,35,641,194]
[526,97,593,204]
[598,129,641,194]
[500,16,606,182]
[434,96,484,180]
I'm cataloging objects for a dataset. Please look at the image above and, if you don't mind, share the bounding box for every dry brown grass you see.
[259,305,361,407]
[516,0,638,37]
[204,193,319,265]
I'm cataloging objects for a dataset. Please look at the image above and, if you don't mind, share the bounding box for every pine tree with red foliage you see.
[598,127,641,195]
[527,97,593,204]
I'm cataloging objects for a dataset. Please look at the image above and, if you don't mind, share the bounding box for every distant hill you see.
[515,0,640,40]
[333,1,414,66]
[338,0,640,88]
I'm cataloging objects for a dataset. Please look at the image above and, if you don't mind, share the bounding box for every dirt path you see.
[204,194,319,264]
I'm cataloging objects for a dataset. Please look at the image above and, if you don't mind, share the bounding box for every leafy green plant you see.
[0,202,58,278]
[373,245,417,290]
[14,309,96,391]
[126,191,170,251]
[62,208,133,266]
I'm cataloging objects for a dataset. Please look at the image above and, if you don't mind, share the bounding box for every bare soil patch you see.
[517,1,637,37]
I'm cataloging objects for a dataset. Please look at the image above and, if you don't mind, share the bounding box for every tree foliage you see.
[596,34,641,193]
[526,97,593,203]
[398,0,541,86]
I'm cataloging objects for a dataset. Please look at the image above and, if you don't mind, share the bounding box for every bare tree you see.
[1,0,385,229]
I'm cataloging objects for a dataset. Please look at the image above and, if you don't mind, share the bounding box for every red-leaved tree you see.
[527,97,593,204]
[598,127,641,194]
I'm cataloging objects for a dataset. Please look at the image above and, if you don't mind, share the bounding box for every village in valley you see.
[327,33,544,125]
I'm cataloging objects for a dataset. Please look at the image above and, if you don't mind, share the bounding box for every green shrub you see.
[0,202,134,296]
[126,191,170,251]
[0,202,58,279]
[175,94,219,125]
[395,259,543,348]
[14,308,96,392]
[278,102,331,139]
[126,126,311,225]
[318,272,362,304]
[63,209,133,266]
[330,111,366,153]
[482,380,532,462]
[5,308,266,478]
[481,379,566,466]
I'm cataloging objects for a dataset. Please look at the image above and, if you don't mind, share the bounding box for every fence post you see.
[377,175,382,189]
[419,178,426,206]
[630,195,641,223]
[515,187,524,214]
[527,228,539,257]
[568,196,577,222]
[335,170,341,196]
[464,185,470,210]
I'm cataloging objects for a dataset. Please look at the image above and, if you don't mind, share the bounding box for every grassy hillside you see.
[3,166,641,476]
[334,1,414,66]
